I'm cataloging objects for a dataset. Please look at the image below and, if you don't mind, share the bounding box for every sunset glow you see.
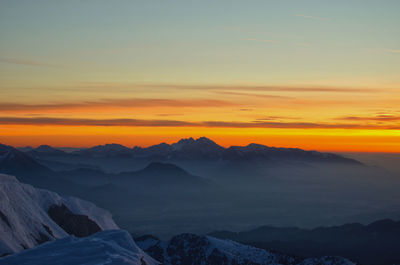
[1,1,399,152]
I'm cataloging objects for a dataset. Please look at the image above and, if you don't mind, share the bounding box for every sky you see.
[0,0,399,152]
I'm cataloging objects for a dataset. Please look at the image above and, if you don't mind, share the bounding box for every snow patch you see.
[0,230,159,265]
[0,173,118,256]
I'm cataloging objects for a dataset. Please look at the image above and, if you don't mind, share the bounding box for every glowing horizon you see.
[0,1,399,152]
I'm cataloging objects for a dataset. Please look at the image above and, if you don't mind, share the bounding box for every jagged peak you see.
[0,143,14,153]
[176,137,195,144]
[172,137,223,150]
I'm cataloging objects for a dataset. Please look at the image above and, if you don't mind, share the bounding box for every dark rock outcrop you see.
[0,210,11,228]
[48,204,101,237]
[33,232,50,244]
[42,224,54,237]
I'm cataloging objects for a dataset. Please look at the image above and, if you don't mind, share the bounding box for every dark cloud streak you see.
[0,57,59,68]
[1,117,399,130]
[138,84,380,93]
[336,114,400,122]
[0,98,236,112]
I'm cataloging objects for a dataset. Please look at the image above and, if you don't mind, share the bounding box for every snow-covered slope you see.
[0,173,118,256]
[0,230,159,265]
[298,257,356,265]
[136,233,356,265]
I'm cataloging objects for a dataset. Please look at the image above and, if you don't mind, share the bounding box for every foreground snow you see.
[0,173,118,256]
[0,230,159,265]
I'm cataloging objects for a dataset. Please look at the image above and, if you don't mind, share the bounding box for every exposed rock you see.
[0,210,11,228]
[48,204,101,237]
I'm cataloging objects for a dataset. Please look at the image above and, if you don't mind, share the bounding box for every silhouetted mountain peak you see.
[197,136,218,144]
[17,146,34,152]
[368,218,398,228]
[73,143,132,157]
[171,137,224,159]
[36,144,53,150]
[177,137,195,144]
[147,142,170,149]
[133,142,172,154]
[246,143,269,149]
[2,149,35,164]
[0,148,53,181]
[172,137,195,150]
[94,143,129,150]
[35,145,65,154]
[3,149,38,163]
[141,162,188,175]
[0,143,14,155]
[173,137,221,148]
[117,162,210,189]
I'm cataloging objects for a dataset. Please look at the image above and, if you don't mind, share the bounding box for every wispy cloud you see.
[335,114,400,122]
[216,91,292,99]
[203,120,399,129]
[255,116,300,121]
[0,98,237,113]
[0,117,196,127]
[1,116,399,130]
[295,14,329,21]
[38,82,381,94]
[155,113,184,117]
[0,57,59,67]
[137,84,380,93]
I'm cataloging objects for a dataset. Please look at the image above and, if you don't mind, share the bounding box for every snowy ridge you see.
[136,233,356,265]
[298,257,356,265]
[206,235,282,264]
[0,230,159,265]
[0,174,118,256]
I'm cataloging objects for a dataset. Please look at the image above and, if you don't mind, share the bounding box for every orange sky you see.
[0,83,399,152]
[1,2,399,152]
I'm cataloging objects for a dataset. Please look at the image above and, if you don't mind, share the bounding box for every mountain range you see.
[15,137,362,174]
[69,137,360,164]
[1,138,398,240]
[0,142,211,190]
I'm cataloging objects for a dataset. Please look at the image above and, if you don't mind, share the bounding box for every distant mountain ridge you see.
[209,219,400,265]
[0,147,53,178]
[0,143,213,204]
[72,143,132,157]
[15,137,362,165]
